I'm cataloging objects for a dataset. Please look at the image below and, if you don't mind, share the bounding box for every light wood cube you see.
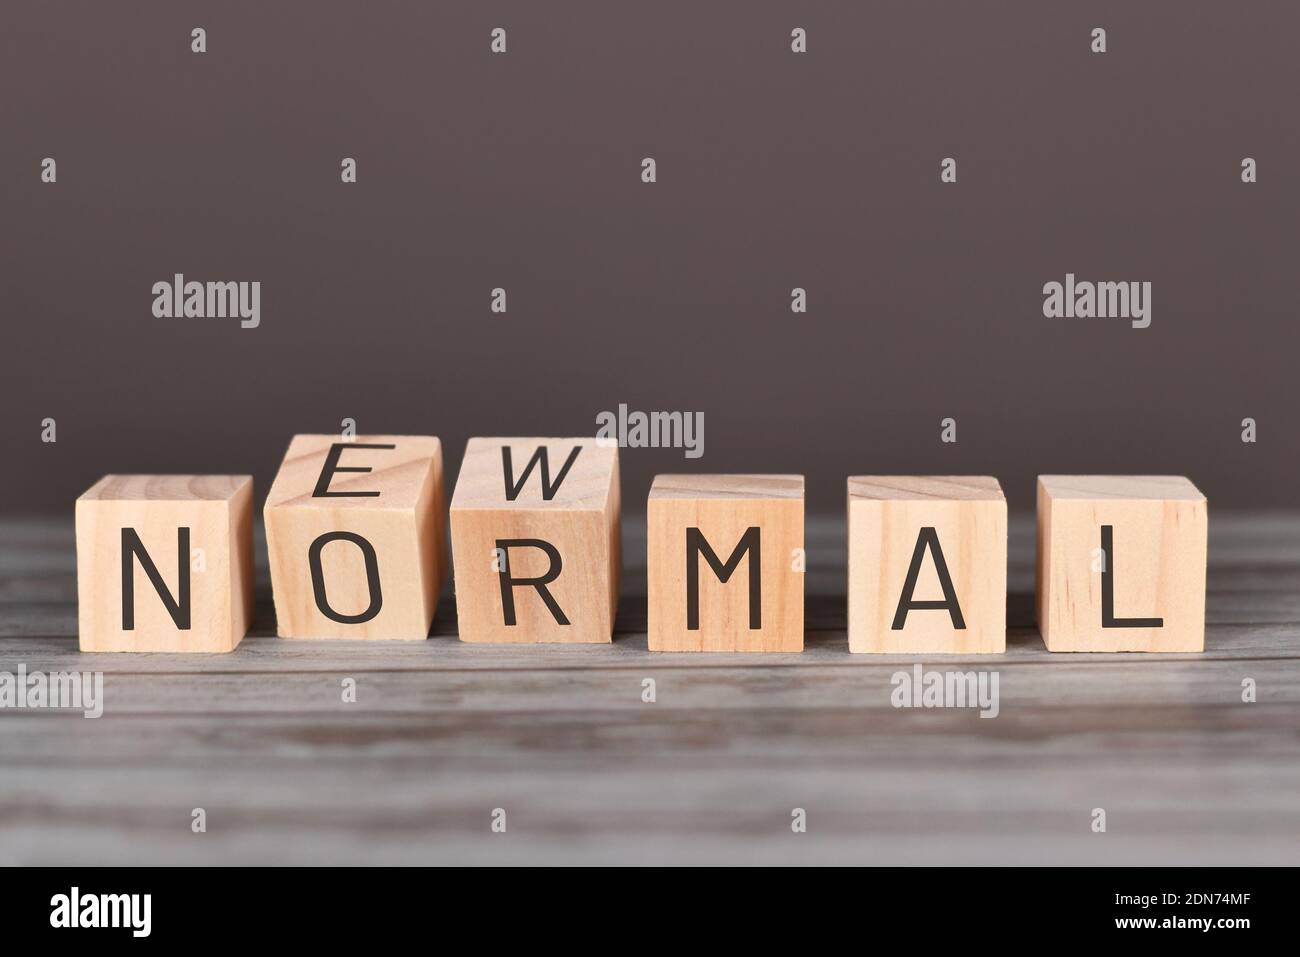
[75,475,254,653]
[264,435,446,640]
[449,438,619,644]
[648,475,804,652]
[1036,475,1207,652]
[847,476,1007,654]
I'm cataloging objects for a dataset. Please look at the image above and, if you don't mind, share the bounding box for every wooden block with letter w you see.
[647,474,805,652]
[449,438,620,643]
[75,475,254,652]
[264,435,447,640]
[1036,475,1207,652]
[847,476,1007,654]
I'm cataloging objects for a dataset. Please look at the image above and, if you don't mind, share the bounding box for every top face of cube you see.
[649,474,805,502]
[451,438,617,511]
[848,475,1004,503]
[78,474,251,504]
[265,435,442,512]
[1038,475,1205,502]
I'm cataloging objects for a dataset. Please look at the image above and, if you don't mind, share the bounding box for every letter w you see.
[501,446,582,501]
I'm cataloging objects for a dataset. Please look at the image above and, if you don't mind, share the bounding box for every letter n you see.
[121,527,191,629]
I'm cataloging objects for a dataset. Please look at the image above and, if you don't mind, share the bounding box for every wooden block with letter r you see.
[1036,475,1207,652]
[75,475,254,652]
[264,435,446,640]
[449,438,620,644]
[647,474,805,652]
[847,476,1007,654]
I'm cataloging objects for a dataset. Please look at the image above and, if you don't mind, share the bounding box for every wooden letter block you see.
[647,475,804,652]
[264,435,446,640]
[1036,475,1207,652]
[449,438,619,644]
[75,475,254,653]
[847,476,1007,654]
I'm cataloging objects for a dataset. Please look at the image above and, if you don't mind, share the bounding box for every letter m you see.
[686,527,761,630]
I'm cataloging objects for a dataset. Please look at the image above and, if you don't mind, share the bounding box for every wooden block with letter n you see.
[75,475,254,652]
[1036,475,1207,652]
[449,437,620,644]
[647,474,804,652]
[264,435,446,640]
[847,476,1007,654]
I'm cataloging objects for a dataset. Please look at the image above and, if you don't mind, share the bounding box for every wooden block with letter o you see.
[75,475,254,652]
[647,474,804,653]
[264,435,446,640]
[847,476,1007,654]
[1036,475,1207,652]
[449,437,620,644]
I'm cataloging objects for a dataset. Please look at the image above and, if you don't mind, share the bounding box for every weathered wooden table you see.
[2,514,1297,865]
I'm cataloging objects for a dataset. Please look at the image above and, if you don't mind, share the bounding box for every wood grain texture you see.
[3,513,1299,865]
[647,475,804,652]
[848,476,1006,654]
[264,435,445,640]
[449,438,619,644]
[1036,475,1207,652]
[75,475,253,653]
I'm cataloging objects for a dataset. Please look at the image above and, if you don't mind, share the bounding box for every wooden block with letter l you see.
[1036,475,1207,652]
[75,475,254,652]
[264,435,446,640]
[449,437,620,644]
[847,476,1007,654]
[647,474,804,653]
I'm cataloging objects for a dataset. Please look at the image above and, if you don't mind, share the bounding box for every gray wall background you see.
[3,2,1297,516]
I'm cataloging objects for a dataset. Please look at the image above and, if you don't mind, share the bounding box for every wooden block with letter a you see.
[264,435,446,640]
[847,476,1006,654]
[647,474,804,652]
[1036,475,1207,652]
[449,438,619,644]
[75,475,254,652]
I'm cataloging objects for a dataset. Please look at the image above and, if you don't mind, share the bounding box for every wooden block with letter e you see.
[75,475,254,652]
[647,474,804,652]
[847,476,1007,654]
[1036,475,1207,652]
[264,435,446,640]
[449,438,620,644]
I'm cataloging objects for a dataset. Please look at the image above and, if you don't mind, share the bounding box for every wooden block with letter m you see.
[264,435,447,640]
[449,438,620,644]
[647,474,805,652]
[75,475,254,652]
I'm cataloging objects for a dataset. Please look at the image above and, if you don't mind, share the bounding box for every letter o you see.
[308,531,383,624]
